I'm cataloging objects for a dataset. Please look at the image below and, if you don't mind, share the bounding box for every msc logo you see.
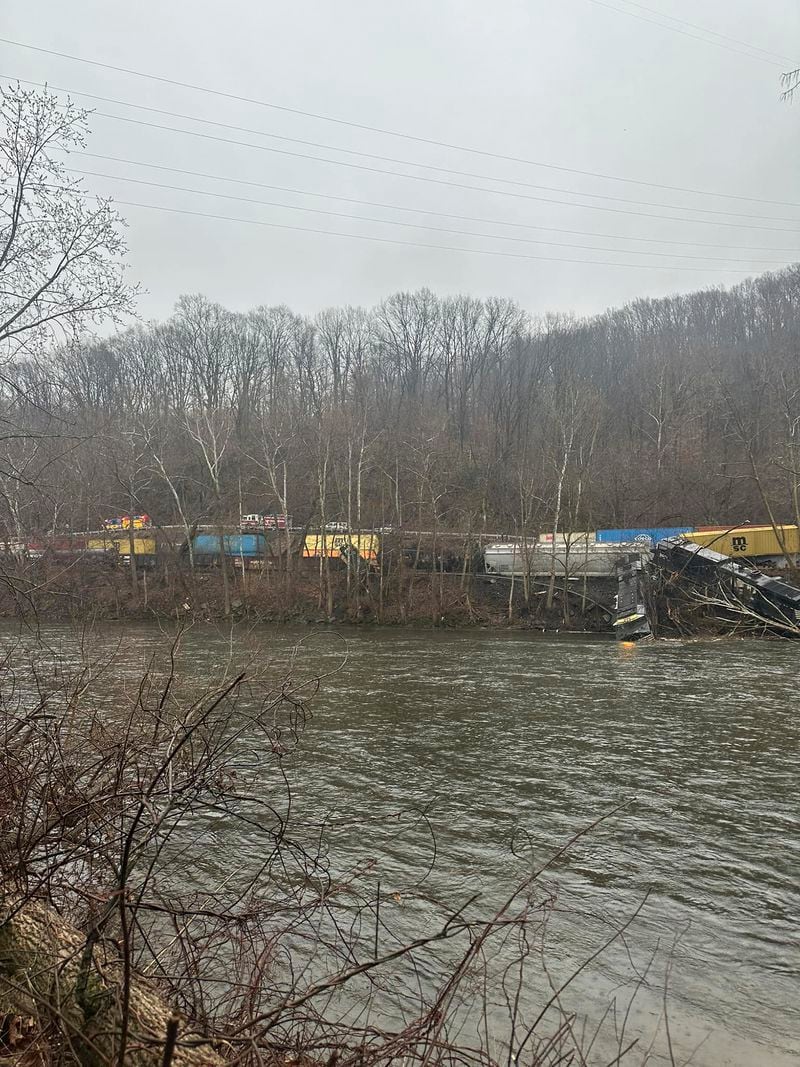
[731,536,748,552]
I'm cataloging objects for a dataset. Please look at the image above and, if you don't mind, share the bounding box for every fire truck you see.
[240,513,292,531]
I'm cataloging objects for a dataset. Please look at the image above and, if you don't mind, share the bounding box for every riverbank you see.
[0,560,616,632]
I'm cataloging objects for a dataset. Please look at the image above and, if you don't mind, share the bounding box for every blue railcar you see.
[596,527,692,547]
[191,533,267,559]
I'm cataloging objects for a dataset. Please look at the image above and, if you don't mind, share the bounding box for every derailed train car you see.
[484,539,639,578]
[682,524,800,564]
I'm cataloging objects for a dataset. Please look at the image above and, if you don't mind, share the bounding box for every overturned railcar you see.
[682,525,800,565]
[484,540,637,579]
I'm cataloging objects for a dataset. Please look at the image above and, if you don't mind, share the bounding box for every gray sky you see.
[3,0,799,323]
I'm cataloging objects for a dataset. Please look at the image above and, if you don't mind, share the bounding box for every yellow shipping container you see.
[683,525,800,558]
[303,533,379,562]
[87,535,157,557]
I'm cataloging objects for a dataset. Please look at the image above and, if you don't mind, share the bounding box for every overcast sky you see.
[3,1,799,323]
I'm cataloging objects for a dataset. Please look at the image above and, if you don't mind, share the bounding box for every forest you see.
[2,265,799,545]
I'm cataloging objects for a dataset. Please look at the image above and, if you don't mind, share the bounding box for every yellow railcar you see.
[683,525,800,558]
[303,532,379,562]
[87,535,157,557]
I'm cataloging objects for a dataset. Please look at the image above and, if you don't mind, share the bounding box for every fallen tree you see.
[1,896,223,1066]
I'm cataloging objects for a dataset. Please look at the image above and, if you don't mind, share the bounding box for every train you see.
[595,527,693,546]
[10,521,800,577]
[190,533,270,567]
[680,524,800,563]
[598,524,799,562]
[22,532,158,565]
[483,540,635,579]
[302,532,379,563]
[483,524,800,580]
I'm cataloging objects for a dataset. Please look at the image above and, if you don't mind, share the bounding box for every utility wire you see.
[0,37,794,205]
[581,0,793,67]
[59,108,800,234]
[604,0,796,64]
[83,194,771,274]
[12,73,800,220]
[76,151,800,254]
[67,167,790,266]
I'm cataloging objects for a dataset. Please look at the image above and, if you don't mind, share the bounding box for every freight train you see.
[190,533,270,567]
[483,524,800,579]
[682,524,800,564]
[184,530,380,567]
[599,524,799,564]
[302,532,379,563]
[483,540,634,579]
[10,522,800,578]
[23,532,157,564]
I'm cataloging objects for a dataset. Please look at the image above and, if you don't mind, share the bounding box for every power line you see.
[77,151,800,254]
[82,108,798,223]
[0,37,794,205]
[607,0,797,64]
[56,107,800,234]
[67,167,790,267]
[581,0,793,67]
[83,194,772,274]
[12,72,800,219]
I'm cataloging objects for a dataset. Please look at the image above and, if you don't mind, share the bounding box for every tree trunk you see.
[0,896,224,1067]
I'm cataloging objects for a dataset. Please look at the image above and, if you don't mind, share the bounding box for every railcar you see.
[682,524,799,562]
[303,532,379,563]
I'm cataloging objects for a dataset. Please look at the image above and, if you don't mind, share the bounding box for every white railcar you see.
[484,539,642,579]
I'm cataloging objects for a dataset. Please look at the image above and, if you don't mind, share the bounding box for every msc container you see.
[192,533,267,558]
[683,525,800,559]
[596,527,693,546]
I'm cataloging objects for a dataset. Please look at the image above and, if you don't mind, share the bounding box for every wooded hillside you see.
[2,266,799,539]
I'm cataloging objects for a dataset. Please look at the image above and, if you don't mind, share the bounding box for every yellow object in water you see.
[303,532,379,562]
[87,535,157,557]
[682,525,800,559]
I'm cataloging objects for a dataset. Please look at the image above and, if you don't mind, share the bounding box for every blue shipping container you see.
[192,533,266,557]
[596,527,693,546]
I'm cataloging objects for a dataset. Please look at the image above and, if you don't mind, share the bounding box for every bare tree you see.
[0,83,136,364]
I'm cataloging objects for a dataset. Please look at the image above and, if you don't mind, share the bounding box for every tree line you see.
[1,266,799,546]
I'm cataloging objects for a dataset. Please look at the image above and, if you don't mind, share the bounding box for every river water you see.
[2,622,797,1065]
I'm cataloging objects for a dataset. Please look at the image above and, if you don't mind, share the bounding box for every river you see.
[2,622,797,1065]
